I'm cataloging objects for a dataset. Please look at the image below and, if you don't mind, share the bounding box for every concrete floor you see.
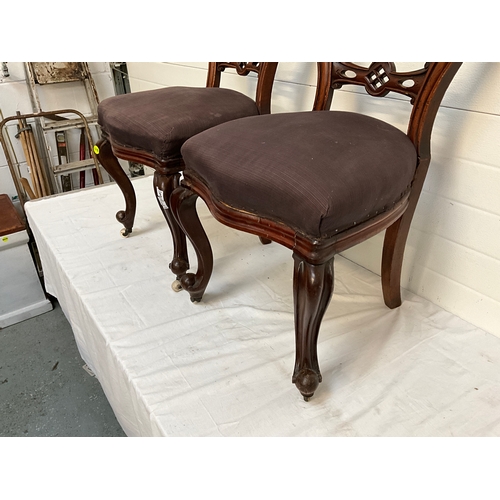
[0,297,126,437]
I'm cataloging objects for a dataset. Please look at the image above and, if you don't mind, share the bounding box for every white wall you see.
[126,62,500,338]
[0,62,116,203]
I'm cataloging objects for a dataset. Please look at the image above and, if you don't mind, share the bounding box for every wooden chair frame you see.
[169,62,462,400]
[94,62,278,280]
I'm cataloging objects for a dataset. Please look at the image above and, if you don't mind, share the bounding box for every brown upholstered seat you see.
[181,110,417,238]
[98,86,260,162]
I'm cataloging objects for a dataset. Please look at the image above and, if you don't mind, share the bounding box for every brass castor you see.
[120,228,131,238]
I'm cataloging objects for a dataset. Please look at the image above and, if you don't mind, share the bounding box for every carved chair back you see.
[314,62,461,158]
[206,62,278,115]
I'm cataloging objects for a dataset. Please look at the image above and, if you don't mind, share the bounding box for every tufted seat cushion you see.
[181,111,418,239]
[97,86,260,162]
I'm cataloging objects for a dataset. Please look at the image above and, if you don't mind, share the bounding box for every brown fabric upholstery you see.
[97,86,260,162]
[181,111,418,238]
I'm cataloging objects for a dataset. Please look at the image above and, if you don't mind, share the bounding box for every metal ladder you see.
[24,62,103,193]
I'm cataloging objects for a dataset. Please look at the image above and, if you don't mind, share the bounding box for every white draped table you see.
[25,176,500,436]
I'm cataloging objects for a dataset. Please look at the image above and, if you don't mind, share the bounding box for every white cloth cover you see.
[25,177,500,437]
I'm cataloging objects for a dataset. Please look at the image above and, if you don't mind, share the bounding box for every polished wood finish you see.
[153,168,190,278]
[95,138,136,235]
[170,186,213,302]
[171,62,462,400]
[292,255,334,400]
[0,194,25,236]
[207,62,276,115]
[97,62,278,275]
[176,172,410,265]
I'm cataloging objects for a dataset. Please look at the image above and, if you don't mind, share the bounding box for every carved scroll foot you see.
[292,254,334,401]
[95,138,136,235]
[153,170,190,279]
[170,186,213,303]
[169,256,190,280]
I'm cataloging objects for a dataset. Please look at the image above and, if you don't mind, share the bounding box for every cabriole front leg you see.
[292,254,334,401]
[170,186,213,303]
[153,170,190,281]
[95,138,136,237]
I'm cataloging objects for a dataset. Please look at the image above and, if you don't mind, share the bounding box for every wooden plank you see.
[0,194,24,235]
[52,158,96,174]
[31,62,85,84]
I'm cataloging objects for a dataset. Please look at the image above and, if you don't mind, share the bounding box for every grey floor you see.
[0,297,126,437]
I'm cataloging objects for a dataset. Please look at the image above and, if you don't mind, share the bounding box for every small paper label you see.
[93,145,100,155]
[156,187,168,210]
[2,237,8,243]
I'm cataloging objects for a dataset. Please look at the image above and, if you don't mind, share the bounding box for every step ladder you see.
[24,62,103,193]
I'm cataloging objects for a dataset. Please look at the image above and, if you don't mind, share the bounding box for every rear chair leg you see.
[94,138,136,237]
[292,254,334,401]
[381,211,413,309]
[382,160,430,309]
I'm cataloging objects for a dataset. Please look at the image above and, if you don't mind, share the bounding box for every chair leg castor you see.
[120,228,131,238]
[171,280,183,292]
